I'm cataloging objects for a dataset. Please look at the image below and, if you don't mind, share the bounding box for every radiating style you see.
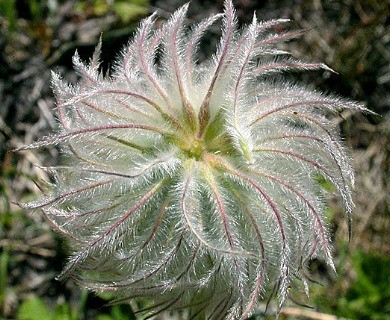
[20,1,366,318]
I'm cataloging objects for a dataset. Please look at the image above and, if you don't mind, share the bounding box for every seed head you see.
[20,1,367,318]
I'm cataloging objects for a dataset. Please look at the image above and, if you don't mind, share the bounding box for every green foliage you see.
[74,0,149,23]
[17,291,90,320]
[338,251,390,319]
[17,295,53,320]
[0,0,59,26]
[0,247,9,306]
[97,304,136,320]
[16,294,136,320]
[26,0,53,21]
[113,1,148,23]
[0,0,17,29]
[313,250,390,320]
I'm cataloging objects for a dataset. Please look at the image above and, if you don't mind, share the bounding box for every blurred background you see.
[0,0,388,319]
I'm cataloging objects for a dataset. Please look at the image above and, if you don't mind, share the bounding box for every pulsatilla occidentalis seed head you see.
[19,1,368,318]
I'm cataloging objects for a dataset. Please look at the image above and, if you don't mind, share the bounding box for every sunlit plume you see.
[19,1,367,318]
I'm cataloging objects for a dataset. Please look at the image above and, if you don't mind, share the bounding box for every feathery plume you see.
[20,1,367,318]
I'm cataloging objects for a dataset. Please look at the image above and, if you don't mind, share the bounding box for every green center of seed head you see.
[175,109,233,161]
[183,137,205,161]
